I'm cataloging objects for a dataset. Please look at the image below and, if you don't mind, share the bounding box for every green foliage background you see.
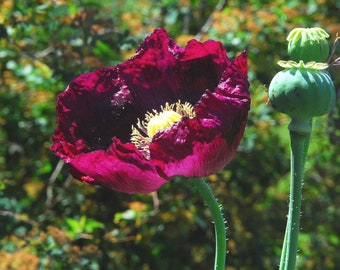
[0,0,339,269]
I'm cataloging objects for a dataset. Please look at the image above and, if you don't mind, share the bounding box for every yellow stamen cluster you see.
[147,110,182,137]
[131,100,195,159]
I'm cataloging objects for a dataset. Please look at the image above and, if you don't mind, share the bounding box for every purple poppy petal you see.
[70,138,168,194]
[51,66,140,160]
[149,52,250,177]
[51,29,250,194]
[118,29,183,113]
[118,29,229,114]
[175,39,229,103]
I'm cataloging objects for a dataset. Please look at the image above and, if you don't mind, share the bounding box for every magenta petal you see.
[180,39,228,70]
[51,28,250,194]
[149,118,227,177]
[70,139,168,194]
[118,29,183,112]
[51,66,137,160]
[118,29,229,112]
[177,39,229,103]
[149,52,250,178]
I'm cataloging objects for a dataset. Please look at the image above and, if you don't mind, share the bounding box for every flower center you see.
[147,110,182,137]
[131,100,195,159]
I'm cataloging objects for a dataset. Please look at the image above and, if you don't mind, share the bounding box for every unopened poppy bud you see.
[287,27,329,62]
[268,61,335,133]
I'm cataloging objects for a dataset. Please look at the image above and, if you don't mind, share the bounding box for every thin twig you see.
[327,34,339,64]
[0,210,40,227]
[195,0,227,41]
[34,45,55,59]
[49,174,74,208]
[46,159,65,207]
[151,191,160,214]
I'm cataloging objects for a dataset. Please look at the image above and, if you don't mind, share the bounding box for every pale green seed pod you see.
[269,61,335,133]
[287,28,329,62]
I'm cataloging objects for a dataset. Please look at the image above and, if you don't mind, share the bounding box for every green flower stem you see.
[191,178,226,270]
[279,130,311,270]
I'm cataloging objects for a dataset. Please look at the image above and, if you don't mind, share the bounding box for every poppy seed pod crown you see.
[287,27,329,63]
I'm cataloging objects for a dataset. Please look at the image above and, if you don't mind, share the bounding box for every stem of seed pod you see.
[191,178,226,270]
[279,127,311,270]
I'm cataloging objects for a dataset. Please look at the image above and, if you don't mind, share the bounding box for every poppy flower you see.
[51,28,250,194]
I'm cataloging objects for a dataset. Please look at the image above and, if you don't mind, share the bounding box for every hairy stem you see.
[191,178,226,270]
[279,131,310,270]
